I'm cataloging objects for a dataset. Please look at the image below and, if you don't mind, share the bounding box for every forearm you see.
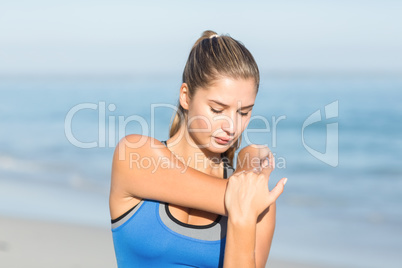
[223,217,257,268]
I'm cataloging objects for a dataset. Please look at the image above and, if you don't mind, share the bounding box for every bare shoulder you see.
[236,144,271,171]
[116,134,165,154]
[111,134,175,186]
[112,135,166,167]
[109,135,167,218]
[238,144,271,158]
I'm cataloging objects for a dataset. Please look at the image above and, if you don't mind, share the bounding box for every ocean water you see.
[0,74,401,267]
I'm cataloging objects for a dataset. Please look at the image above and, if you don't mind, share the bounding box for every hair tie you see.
[210,34,219,39]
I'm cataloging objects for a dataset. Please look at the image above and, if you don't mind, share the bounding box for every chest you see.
[168,203,220,225]
[112,200,227,268]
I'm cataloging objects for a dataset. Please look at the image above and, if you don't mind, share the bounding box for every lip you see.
[214,136,232,145]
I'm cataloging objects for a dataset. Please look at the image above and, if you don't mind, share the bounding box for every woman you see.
[110,30,287,267]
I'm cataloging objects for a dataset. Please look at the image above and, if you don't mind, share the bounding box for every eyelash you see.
[210,108,250,116]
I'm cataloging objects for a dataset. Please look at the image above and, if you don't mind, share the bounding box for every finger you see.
[252,167,261,174]
[241,168,259,175]
[261,157,269,168]
[268,177,287,202]
[233,170,245,176]
[268,151,275,170]
[261,160,274,178]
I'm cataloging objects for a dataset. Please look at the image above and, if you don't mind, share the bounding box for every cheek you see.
[191,118,210,130]
[187,108,213,132]
[239,116,251,132]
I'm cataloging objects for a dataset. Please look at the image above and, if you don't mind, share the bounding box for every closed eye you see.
[210,108,223,114]
[211,107,251,117]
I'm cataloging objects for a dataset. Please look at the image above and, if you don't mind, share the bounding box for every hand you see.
[225,154,287,223]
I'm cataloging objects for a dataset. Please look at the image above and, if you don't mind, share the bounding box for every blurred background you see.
[0,0,401,267]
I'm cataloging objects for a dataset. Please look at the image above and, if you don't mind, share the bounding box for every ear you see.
[179,83,190,110]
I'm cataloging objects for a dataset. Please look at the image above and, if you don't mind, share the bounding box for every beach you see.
[0,175,353,268]
[1,0,401,266]
[1,216,349,268]
[0,174,348,268]
[0,217,116,268]
[1,76,401,267]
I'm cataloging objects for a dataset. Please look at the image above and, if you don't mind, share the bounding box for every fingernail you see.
[262,158,268,167]
[283,178,288,186]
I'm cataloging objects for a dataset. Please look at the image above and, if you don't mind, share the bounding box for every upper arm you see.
[235,144,276,267]
[110,135,228,216]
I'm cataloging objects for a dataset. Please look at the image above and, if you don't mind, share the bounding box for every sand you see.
[0,217,116,268]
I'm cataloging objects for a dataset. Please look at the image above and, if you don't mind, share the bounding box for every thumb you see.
[268,177,287,202]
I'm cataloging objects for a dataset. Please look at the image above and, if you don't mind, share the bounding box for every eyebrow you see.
[209,100,254,109]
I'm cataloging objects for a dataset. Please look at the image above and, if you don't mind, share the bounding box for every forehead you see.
[194,77,257,106]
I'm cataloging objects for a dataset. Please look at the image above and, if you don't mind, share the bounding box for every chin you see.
[209,141,233,153]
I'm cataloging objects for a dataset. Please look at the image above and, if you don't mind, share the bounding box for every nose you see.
[221,112,237,136]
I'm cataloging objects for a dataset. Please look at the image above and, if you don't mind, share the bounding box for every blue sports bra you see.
[111,140,234,267]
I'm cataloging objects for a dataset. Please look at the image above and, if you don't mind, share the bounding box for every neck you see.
[166,126,224,177]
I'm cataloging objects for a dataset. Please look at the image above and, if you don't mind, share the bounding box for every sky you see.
[0,0,401,76]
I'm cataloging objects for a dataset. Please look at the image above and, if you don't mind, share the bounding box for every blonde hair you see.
[169,30,260,166]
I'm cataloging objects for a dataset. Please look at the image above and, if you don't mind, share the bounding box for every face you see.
[183,77,257,153]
